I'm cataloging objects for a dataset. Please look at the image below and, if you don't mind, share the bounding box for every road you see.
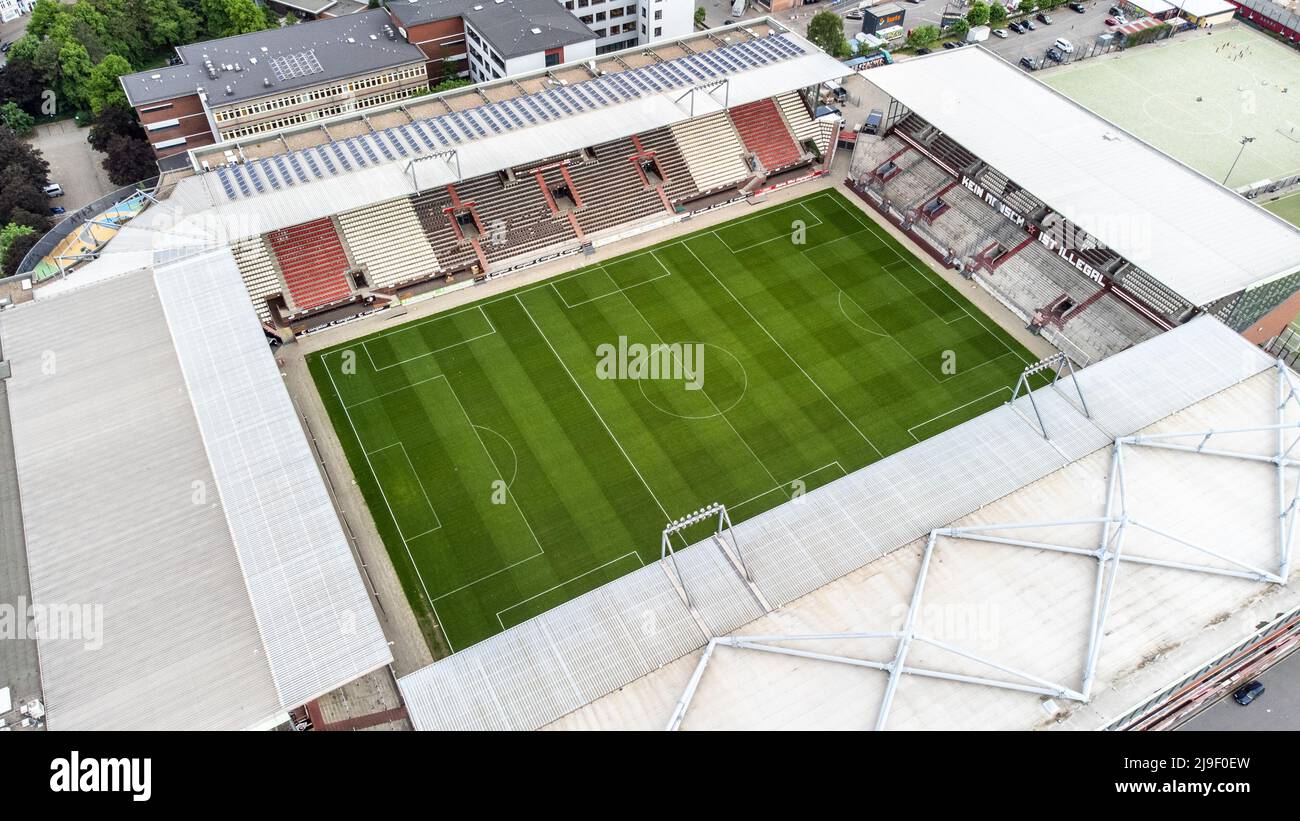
[698,0,1121,69]
[1177,647,1300,731]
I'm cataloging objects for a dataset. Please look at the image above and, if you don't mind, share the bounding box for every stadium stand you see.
[453,164,578,264]
[411,189,484,273]
[229,237,282,323]
[976,167,1045,218]
[775,91,822,149]
[728,98,804,172]
[266,218,355,311]
[669,113,751,194]
[337,198,442,290]
[893,113,979,175]
[635,127,699,203]
[568,137,672,236]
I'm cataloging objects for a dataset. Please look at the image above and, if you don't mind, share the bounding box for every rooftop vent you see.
[347,37,355,43]
[150,73,162,79]
[531,27,541,34]
[263,78,272,87]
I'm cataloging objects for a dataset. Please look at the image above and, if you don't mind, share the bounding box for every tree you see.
[0,223,37,273]
[430,77,471,93]
[0,59,47,116]
[57,41,95,112]
[967,1,990,26]
[0,102,36,137]
[1018,0,1035,13]
[694,6,706,28]
[906,24,941,49]
[0,128,50,186]
[1,229,40,277]
[988,4,1007,25]
[0,165,50,229]
[86,54,133,116]
[199,0,270,38]
[949,19,970,39]
[807,11,851,59]
[88,106,146,152]
[101,134,157,185]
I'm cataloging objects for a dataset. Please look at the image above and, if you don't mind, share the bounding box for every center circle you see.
[637,342,748,421]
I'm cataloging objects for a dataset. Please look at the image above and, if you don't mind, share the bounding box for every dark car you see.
[1045,46,1065,62]
[943,40,959,48]
[0,41,13,54]
[1109,4,1124,14]
[49,206,66,216]
[1009,21,1026,32]
[1233,681,1265,705]
[1024,18,1037,30]
[916,47,932,54]
[1038,12,1053,23]
[1019,56,1039,70]
[1069,1,1086,11]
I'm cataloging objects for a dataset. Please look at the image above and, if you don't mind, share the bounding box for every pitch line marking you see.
[729,461,848,515]
[680,239,885,461]
[907,387,1013,442]
[323,354,452,652]
[552,265,672,309]
[515,293,676,525]
[494,551,645,630]
[824,193,1032,366]
[361,305,498,372]
[715,203,825,254]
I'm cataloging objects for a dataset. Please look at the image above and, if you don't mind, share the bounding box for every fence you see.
[6,176,160,285]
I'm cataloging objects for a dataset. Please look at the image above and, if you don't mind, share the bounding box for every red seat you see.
[267,218,353,311]
[728,99,801,172]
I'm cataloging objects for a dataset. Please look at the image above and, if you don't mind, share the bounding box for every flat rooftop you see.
[864,47,1300,307]
[121,10,426,107]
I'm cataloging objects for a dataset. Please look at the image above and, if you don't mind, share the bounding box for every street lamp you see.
[1222,135,1255,186]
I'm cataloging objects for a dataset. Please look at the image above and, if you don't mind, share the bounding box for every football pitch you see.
[308,190,1036,652]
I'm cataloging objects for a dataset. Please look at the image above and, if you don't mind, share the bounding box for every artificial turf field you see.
[308,189,1037,652]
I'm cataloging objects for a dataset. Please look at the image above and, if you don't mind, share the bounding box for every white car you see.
[992,28,1009,38]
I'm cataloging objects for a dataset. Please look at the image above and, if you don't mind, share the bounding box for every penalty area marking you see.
[494,551,645,630]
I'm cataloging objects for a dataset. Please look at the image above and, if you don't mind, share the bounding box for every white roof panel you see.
[865,47,1300,305]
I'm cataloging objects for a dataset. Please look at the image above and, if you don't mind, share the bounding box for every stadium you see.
[2,19,1300,731]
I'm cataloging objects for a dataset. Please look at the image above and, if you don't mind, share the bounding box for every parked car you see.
[1069,1,1086,11]
[42,183,64,198]
[1037,12,1053,23]
[49,206,66,216]
[1019,56,1039,70]
[1045,46,1065,62]
[846,10,864,19]
[864,108,884,134]
[993,28,1009,38]
[1109,4,1124,14]
[916,47,932,54]
[1105,15,1122,25]
[0,41,13,54]
[1024,19,1037,30]
[1009,21,1026,33]
[943,40,959,48]
[1233,681,1265,705]
[1054,37,1075,52]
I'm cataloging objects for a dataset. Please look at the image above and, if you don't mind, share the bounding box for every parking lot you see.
[24,120,117,215]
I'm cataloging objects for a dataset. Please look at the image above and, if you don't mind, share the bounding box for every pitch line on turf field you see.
[494,551,645,630]
[715,202,825,254]
[474,424,519,489]
[343,373,444,409]
[906,387,1012,442]
[553,252,675,309]
[364,441,444,536]
[622,254,782,489]
[836,290,889,338]
[822,193,1033,368]
[362,305,498,372]
[679,240,885,461]
[324,355,453,651]
[514,294,676,525]
[729,461,847,516]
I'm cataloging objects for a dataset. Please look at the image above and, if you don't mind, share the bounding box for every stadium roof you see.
[1178,0,1236,16]
[120,11,425,107]
[84,24,844,258]
[0,252,392,729]
[396,316,1296,730]
[863,47,1300,307]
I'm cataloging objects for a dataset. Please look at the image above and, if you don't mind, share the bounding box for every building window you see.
[596,10,606,20]
[545,51,561,67]
[653,9,661,18]
[654,26,661,36]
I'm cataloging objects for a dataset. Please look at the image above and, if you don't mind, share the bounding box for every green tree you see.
[1,226,41,277]
[0,102,36,137]
[57,41,95,112]
[967,2,990,26]
[101,134,156,185]
[694,6,706,28]
[988,4,1007,25]
[949,19,970,39]
[200,0,270,38]
[807,11,851,59]
[0,223,37,272]
[1018,0,1035,13]
[86,54,133,116]
[906,24,941,49]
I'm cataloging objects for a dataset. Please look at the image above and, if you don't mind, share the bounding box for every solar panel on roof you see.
[476,107,502,132]
[626,71,653,92]
[247,164,266,193]
[302,151,323,178]
[663,61,693,85]
[359,137,380,163]
[216,167,236,200]
[346,139,367,167]
[465,111,487,136]
[556,87,583,111]
[286,153,309,182]
[371,133,395,160]
[536,93,562,117]
[522,96,550,121]
[260,160,281,189]
[739,42,769,64]
[435,115,461,142]
[411,121,438,148]
[612,75,641,97]
[386,131,408,157]
[316,146,338,174]
[231,165,251,197]
[273,155,296,186]
[580,81,609,106]
[512,99,537,124]
[398,124,424,150]
[330,142,352,170]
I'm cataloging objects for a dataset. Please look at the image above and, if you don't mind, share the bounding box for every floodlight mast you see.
[661,503,751,612]
[1009,352,1091,439]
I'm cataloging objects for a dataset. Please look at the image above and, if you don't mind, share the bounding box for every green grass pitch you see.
[308,190,1037,652]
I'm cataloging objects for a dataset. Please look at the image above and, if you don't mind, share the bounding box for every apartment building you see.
[120,11,428,160]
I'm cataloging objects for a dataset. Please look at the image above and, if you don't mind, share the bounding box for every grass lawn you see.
[308,189,1037,652]
[1265,193,1300,229]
